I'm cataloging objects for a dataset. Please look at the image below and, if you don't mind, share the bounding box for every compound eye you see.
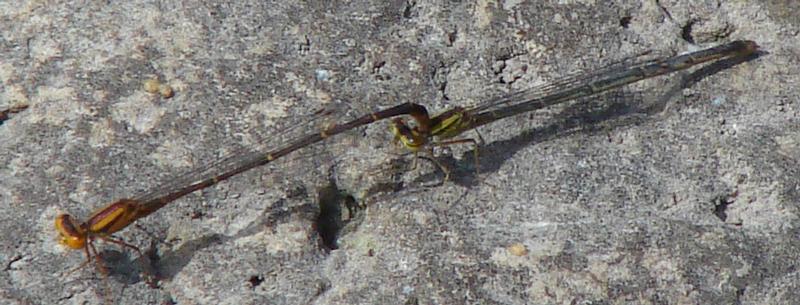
[54,214,86,249]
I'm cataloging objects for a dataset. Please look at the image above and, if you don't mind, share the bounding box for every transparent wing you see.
[130,102,343,207]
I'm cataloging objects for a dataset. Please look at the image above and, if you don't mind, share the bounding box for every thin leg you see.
[408,137,482,185]
[88,242,122,305]
[63,241,97,276]
[98,235,158,286]
[415,153,450,187]
[90,241,110,276]
[410,151,420,171]
[134,223,173,248]
[473,128,486,146]
[444,134,498,187]
[98,235,143,258]
[432,138,480,179]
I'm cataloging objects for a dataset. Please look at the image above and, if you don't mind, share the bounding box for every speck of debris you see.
[143,78,175,99]
[507,243,528,256]
[143,79,161,93]
[247,275,265,288]
[159,84,174,98]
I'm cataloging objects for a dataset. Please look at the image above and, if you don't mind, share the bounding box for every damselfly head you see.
[54,214,86,249]
[389,118,426,151]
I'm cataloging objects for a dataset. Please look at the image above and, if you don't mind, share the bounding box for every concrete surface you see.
[1,1,798,304]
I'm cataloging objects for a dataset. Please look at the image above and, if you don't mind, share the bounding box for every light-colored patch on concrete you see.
[110,91,166,134]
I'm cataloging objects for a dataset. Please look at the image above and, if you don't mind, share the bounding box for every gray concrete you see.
[1,1,798,304]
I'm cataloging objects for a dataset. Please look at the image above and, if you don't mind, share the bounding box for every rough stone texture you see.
[1,1,798,305]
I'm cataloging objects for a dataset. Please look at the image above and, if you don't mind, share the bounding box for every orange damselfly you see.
[54,102,427,273]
